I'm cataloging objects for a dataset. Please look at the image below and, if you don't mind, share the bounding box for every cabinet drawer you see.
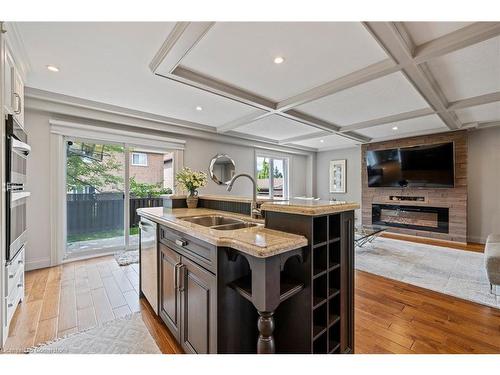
[5,273,23,327]
[159,226,216,273]
[6,247,25,294]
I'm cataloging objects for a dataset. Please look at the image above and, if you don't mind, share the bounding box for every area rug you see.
[355,237,500,309]
[114,250,139,266]
[28,313,161,354]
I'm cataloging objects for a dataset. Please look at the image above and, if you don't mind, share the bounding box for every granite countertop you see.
[261,199,360,216]
[137,207,308,258]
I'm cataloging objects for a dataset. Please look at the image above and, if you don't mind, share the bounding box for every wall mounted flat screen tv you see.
[366,142,455,188]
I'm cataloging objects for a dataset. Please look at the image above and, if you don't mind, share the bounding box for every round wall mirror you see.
[209,154,236,185]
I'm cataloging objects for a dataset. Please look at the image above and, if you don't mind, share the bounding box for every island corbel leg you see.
[249,256,281,354]
[257,311,275,353]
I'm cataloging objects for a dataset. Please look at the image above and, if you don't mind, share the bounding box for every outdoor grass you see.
[68,226,140,243]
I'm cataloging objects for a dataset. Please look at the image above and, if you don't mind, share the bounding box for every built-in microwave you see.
[6,114,29,187]
[5,115,30,262]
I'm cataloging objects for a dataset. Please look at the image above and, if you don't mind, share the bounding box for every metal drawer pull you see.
[174,262,181,290]
[8,274,15,279]
[18,259,24,265]
[17,283,23,288]
[178,264,186,292]
[8,303,13,308]
[175,239,188,247]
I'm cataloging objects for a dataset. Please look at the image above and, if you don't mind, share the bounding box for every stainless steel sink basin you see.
[181,215,243,227]
[180,215,259,231]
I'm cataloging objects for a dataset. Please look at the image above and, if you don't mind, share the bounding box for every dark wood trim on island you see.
[137,200,357,354]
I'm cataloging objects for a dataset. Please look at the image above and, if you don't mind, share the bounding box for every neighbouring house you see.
[129,150,165,186]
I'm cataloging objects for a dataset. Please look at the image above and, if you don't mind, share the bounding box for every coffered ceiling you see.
[15,21,500,152]
[180,22,388,102]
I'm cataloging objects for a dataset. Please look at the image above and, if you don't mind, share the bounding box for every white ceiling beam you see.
[281,111,371,143]
[276,58,400,111]
[216,111,274,133]
[339,107,436,133]
[413,22,500,64]
[279,130,331,144]
[168,66,276,110]
[149,22,215,74]
[281,110,341,133]
[364,22,461,130]
[341,131,373,143]
[225,130,318,153]
[448,91,500,111]
[477,121,500,129]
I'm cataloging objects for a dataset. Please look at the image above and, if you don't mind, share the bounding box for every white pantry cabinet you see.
[3,42,24,127]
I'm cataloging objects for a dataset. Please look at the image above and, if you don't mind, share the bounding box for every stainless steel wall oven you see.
[5,114,30,262]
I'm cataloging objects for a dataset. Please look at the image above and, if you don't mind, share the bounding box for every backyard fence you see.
[67,193,163,237]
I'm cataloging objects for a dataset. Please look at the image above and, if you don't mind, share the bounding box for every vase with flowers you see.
[175,167,208,208]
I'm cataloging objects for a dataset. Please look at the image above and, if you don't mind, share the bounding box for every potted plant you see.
[175,167,207,208]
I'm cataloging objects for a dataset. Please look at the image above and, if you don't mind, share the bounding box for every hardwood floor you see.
[355,270,500,353]
[3,255,500,354]
[2,255,182,354]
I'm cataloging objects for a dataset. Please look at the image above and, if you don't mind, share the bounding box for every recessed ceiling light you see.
[47,65,60,72]
[195,106,203,111]
[392,126,398,130]
[273,56,285,64]
[319,139,324,143]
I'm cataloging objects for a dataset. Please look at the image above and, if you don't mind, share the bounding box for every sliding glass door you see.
[65,139,126,259]
[64,138,175,260]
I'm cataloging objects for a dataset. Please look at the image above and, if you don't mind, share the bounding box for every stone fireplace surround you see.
[361,131,467,243]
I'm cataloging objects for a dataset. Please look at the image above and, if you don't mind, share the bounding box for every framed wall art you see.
[329,159,346,194]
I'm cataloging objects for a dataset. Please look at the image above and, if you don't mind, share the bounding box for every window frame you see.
[131,152,148,167]
[255,153,289,199]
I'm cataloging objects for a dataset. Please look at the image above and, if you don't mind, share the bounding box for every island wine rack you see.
[264,209,355,354]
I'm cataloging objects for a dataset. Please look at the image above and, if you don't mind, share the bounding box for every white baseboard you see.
[25,257,51,271]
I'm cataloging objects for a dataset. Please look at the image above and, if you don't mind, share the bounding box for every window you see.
[256,155,288,199]
[131,152,148,166]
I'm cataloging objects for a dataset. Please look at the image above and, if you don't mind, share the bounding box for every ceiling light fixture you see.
[319,139,324,143]
[196,106,203,111]
[47,65,60,72]
[273,56,285,64]
[392,126,398,130]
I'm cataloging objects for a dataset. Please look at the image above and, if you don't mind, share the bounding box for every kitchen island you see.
[137,199,358,354]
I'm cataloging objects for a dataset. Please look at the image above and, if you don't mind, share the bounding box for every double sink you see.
[180,215,259,231]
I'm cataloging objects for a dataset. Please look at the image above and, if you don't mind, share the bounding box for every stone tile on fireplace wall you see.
[361,130,468,243]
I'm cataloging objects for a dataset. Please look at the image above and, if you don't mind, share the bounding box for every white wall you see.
[468,126,500,243]
[316,146,361,202]
[316,146,362,221]
[183,137,308,197]
[25,110,53,270]
[24,109,310,269]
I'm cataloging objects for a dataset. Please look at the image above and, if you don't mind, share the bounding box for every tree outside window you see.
[256,156,288,198]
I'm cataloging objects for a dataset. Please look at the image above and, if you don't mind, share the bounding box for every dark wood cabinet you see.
[159,244,181,340]
[158,235,217,354]
[153,210,355,355]
[340,210,355,353]
[180,256,217,354]
[265,210,355,354]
